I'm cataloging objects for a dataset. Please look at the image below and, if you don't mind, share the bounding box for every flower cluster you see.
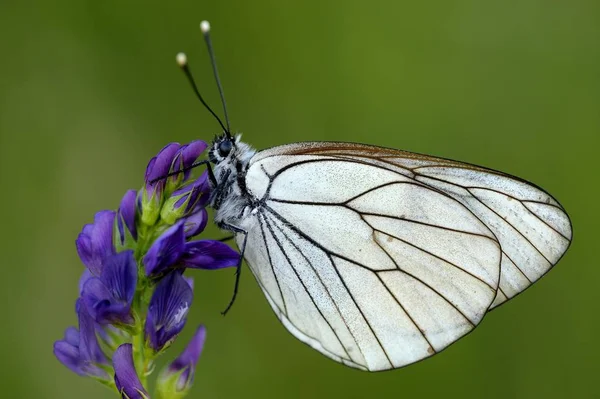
[54,141,238,398]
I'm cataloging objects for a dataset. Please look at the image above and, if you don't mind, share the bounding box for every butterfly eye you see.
[218,139,233,157]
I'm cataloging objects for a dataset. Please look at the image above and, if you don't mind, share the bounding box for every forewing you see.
[250,142,572,309]
[242,144,507,370]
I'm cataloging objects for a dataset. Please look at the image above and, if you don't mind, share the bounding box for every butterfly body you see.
[209,136,257,227]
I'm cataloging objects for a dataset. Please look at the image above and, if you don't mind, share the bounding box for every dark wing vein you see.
[464,188,553,266]
[257,212,288,316]
[361,217,495,290]
[412,173,546,281]
[501,251,533,284]
[263,212,358,363]
[369,228,476,326]
[357,210,493,240]
[263,205,394,368]
[327,253,395,369]
[264,204,395,272]
[468,188,570,241]
[497,286,507,298]
[364,229,437,352]
[522,199,564,211]
[377,269,474,327]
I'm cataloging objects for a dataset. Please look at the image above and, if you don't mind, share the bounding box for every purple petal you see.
[180,140,208,180]
[183,208,208,238]
[54,340,85,376]
[64,327,80,347]
[76,300,109,378]
[169,140,209,182]
[172,172,210,212]
[79,269,93,295]
[82,282,134,326]
[101,251,137,305]
[145,272,193,352]
[144,222,186,276]
[113,344,150,399]
[183,275,194,291]
[145,143,181,186]
[54,325,84,376]
[81,251,136,325]
[77,300,107,364]
[54,303,110,378]
[182,140,208,167]
[144,143,181,202]
[117,190,138,243]
[182,240,239,270]
[169,325,206,391]
[76,210,116,276]
[144,156,157,185]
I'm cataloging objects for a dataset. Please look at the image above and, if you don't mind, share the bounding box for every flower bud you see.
[142,143,181,225]
[115,190,138,250]
[157,325,206,399]
[160,172,210,225]
[164,140,208,194]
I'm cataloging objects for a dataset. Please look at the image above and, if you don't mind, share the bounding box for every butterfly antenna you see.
[200,20,231,137]
[176,52,229,134]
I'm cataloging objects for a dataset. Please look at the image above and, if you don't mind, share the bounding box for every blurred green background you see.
[1,0,598,398]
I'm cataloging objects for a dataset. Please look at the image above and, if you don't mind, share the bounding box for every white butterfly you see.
[179,22,572,372]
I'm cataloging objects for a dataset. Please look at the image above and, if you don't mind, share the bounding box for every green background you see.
[1,1,598,398]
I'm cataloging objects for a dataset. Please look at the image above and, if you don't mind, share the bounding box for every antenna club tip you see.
[176,52,188,67]
[200,20,211,34]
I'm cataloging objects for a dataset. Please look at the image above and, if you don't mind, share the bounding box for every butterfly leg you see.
[218,222,248,316]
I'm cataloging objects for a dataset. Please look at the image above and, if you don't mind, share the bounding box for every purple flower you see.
[182,208,208,238]
[145,272,193,352]
[53,300,109,379]
[143,222,186,276]
[144,220,238,276]
[116,190,138,245]
[169,140,208,184]
[144,143,181,198]
[157,325,206,395]
[172,172,210,210]
[161,172,211,224]
[182,240,239,270]
[76,210,116,276]
[81,251,137,325]
[113,344,150,399]
[141,143,181,225]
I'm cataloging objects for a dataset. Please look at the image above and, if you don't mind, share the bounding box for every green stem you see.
[131,295,148,387]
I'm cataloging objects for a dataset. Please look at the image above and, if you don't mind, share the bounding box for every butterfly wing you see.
[238,141,571,371]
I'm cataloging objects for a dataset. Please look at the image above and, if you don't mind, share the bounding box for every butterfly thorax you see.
[209,135,257,229]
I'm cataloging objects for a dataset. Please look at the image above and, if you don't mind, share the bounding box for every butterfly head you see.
[209,133,237,164]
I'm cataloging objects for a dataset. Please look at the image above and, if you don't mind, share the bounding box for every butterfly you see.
[176,21,572,372]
